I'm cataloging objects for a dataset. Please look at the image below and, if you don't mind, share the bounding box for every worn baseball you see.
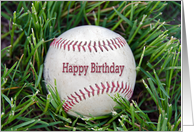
[44,25,136,117]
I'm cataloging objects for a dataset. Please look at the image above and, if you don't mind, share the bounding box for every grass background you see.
[1,1,181,131]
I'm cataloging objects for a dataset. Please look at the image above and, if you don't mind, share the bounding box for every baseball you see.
[44,25,136,117]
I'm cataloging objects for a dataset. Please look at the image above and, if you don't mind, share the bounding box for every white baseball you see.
[44,25,136,117]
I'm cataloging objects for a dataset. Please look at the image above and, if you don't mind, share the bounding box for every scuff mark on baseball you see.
[44,25,136,117]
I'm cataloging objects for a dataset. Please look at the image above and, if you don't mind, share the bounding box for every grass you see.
[1,1,181,131]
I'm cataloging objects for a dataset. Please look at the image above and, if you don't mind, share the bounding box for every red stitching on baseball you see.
[55,38,59,48]
[68,96,75,105]
[53,40,56,47]
[117,37,124,47]
[88,41,91,52]
[114,81,119,92]
[101,82,106,94]
[121,37,126,45]
[82,42,87,52]
[50,39,55,46]
[129,89,133,99]
[51,39,55,46]
[102,42,108,51]
[68,41,73,51]
[73,41,78,51]
[113,38,120,48]
[118,81,123,93]
[90,85,95,96]
[63,102,72,112]
[125,86,129,94]
[110,39,117,49]
[51,39,54,46]
[64,40,70,50]
[79,89,86,100]
[93,41,97,52]
[56,38,62,48]
[75,92,82,101]
[71,94,79,103]
[67,100,73,106]
[110,82,115,93]
[78,41,82,51]
[60,39,66,49]
[67,100,73,107]
[99,41,103,52]
[84,87,90,97]
[106,39,113,50]
[95,84,101,95]
[122,82,128,94]
[106,82,111,93]
[63,81,133,112]
[50,36,126,52]
[126,88,133,99]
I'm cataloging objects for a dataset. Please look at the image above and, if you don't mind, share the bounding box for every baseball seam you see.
[50,36,127,52]
[62,81,133,112]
